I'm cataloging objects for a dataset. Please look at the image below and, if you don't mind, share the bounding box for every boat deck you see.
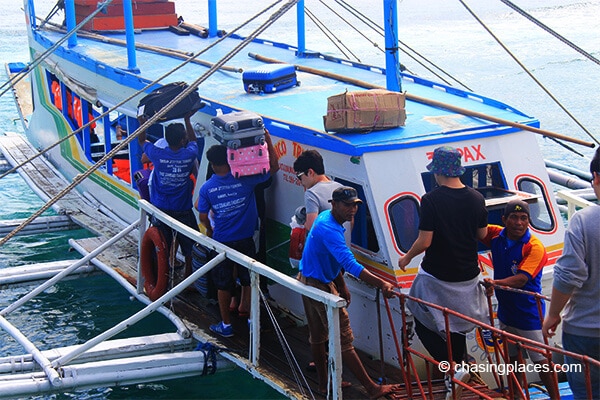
[37,21,537,155]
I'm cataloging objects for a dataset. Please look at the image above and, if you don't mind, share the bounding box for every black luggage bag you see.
[137,81,204,122]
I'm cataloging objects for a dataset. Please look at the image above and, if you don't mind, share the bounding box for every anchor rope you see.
[459,0,599,146]
[0,0,282,182]
[258,288,315,400]
[0,0,114,99]
[0,0,298,246]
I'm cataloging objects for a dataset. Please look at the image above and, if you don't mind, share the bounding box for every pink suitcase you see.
[227,143,270,178]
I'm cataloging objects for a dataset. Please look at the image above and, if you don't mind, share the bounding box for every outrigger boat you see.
[1,0,598,398]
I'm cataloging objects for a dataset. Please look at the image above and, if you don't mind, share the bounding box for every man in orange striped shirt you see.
[481,199,558,399]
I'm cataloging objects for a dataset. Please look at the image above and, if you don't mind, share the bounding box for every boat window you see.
[421,161,542,226]
[335,179,380,254]
[422,162,507,193]
[517,177,555,231]
[388,196,420,253]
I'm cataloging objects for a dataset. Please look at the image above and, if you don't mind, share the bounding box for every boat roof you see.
[37,25,539,156]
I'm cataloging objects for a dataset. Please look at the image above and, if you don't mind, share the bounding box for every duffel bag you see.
[137,81,205,122]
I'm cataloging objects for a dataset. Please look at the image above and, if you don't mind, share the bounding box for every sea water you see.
[1,0,598,398]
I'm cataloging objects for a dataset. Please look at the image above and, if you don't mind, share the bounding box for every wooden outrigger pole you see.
[249,53,595,149]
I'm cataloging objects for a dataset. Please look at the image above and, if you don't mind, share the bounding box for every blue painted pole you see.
[384,0,401,91]
[208,0,217,38]
[296,0,305,55]
[122,0,139,72]
[25,0,37,30]
[64,0,77,48]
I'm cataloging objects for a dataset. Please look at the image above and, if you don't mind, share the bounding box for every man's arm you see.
[333,271,351,305]
[184,113,196,143]
[198,212,213,238]
[358,269,395,298]
[264,129,280,175]
[542,287,571,337]
[476,226,488,241]
[398,230,433,271]
[304,213,318,232]
[137,116,148,147]
[491,273,529,289]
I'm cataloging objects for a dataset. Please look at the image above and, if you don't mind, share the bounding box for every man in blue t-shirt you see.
[197,131,279,338]
[138,113,199,278]
[299,186,399,398]
[481,200,558,399]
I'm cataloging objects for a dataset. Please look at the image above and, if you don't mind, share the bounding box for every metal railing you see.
[382,284,600,399]
[137,200,349,400]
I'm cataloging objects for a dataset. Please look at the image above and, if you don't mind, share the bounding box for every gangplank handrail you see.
[137,200,349,400]
[387,289,600,399]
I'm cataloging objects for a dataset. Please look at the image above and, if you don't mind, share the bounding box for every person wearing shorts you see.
[197,134,279,338]
[298,186,399,398]
[481,199,559,399]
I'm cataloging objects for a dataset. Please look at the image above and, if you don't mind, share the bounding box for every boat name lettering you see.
[426,144,486,163]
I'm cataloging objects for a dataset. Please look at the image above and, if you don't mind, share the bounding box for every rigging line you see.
[545,136,585,158]
[0,0,299,245]
[0,0,283,181]
[39,0,63,29]
[0,0,114,99]
[318,0,383,54]
[250,53,594,148]
[258,289,314,400]
[335,0,471,90]
[458,0,599,146]
[500,0,600,66]
[304,7,355,61]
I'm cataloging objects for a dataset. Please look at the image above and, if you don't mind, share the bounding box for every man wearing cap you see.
[481,200,559,399]
[299,186,400,398]
[398,146,488,400]
[543,147,600,399]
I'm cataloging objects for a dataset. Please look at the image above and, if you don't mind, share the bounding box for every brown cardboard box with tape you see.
[324,89,406,132]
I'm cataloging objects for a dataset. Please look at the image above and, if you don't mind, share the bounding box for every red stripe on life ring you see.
[140,226,169,301]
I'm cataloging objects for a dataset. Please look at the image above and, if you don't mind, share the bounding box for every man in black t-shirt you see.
[398,146,488,400]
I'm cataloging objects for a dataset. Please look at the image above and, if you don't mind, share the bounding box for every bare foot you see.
[367,383,402,399]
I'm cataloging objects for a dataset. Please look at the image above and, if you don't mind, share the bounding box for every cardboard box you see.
[324,89,406,132]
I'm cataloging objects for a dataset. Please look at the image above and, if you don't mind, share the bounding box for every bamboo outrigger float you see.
[0,0,598,398]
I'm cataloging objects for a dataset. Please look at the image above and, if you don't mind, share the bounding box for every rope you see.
[258,288,315,400]
[459,0,599,146]
[0,0,114,99]
[0,0,297,245]
[333,0,472,90]
[500,0,600,66]
[0,0,282,182]
[304,7,356,61]
[39,0,64,29]
[195,342,219,376]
